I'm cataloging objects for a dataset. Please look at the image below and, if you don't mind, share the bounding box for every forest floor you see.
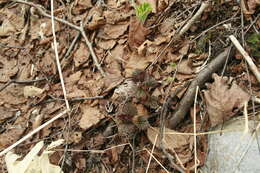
[0,0,259,173]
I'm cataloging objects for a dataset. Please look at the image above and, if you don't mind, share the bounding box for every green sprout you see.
[170,62,177,68]
[135,2,152,23]
[247,33,260,58]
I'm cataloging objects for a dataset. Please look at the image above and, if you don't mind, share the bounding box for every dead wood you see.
[167,47,232,129]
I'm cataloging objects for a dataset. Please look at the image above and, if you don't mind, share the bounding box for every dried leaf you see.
[0,84,26,105]
[65,71,82,84]
[97,39,116,50]
[23,86,44,97]
[30,18,60,39]
[67,87,86,99]
[103,24,129,39]
[73,43,90,67]
[85,6,105,30]
[203,74,250,127]
[177,59,194,75]
[38,52,57,75]
[0,107,14,123]
[103,10,131,24]
[128,18,149,50]
[76,0,93,11]
[0,8,24,36]
[147,126,192,164]
[0,128,24,151]
[246,0,259,14]
[0,57,18,82]
[117,123,137,137]
[79,105,105,130]
[158,0,170,12]
[5,140,64,173]
[125,52,154,77]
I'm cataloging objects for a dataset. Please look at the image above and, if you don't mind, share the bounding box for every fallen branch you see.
[229,35,260,83]
[167,47,231,129]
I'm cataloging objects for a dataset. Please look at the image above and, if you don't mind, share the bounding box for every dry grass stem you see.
[51,0,70,110]
[229,35,260,83]
[145,134,157,173]
[0,110,68,157]
[193,86,199,173]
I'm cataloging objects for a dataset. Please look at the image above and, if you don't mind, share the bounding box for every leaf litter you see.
[0,0,259,173]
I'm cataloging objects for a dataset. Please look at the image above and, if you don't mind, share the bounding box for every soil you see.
[0,0,259,173]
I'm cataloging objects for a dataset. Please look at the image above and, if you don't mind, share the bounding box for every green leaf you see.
[247,33,260,58]
[135,2,152,23]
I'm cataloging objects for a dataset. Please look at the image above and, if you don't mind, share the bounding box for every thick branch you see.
[167,47,231,129]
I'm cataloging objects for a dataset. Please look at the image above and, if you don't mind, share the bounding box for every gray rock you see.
[199,118,260,173]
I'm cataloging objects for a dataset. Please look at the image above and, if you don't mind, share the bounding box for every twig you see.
[178,2,209,37]
[31,96,104,106]
[50,0,70,110]
[0,43,26,49]
[61,32,81,70]
[63,32,81,59]
[80,21,106,77]
[229,35,260,83]
[0,78,47,92]
[0,110,68,157]
[245,14,259,34]
[12,0,106,77]
[192,16,239,41]
[167,47,231,129]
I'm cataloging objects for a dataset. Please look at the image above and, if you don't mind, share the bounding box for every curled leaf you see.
[203,74,250,127]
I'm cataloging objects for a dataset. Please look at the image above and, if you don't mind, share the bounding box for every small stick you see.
[61,32,81,69]
[51,0,70,110]
[80,22,106,77]
[229,35,260,83]
[0,110,68,157]
[178,2,209,37]
[0,78,47,92]
[0,43,26,49]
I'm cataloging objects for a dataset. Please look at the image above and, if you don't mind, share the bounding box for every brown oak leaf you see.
[128,18,149,50]
[203,74,250,127]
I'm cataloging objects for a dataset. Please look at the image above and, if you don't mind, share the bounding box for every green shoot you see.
[135,2,152,23]
[170,62,177,68]
[247,33,260,58]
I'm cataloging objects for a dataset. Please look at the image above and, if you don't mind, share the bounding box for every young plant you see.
[247,33,260,58]
[135,2,152,23]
